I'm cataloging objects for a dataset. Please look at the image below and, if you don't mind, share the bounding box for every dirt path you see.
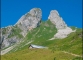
[62,51,82,57]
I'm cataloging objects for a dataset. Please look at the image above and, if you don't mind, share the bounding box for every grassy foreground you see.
[1,49,82,60]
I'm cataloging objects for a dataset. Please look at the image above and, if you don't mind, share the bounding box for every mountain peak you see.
[16,8,42,36]
[48,10,75,39]
[1,8,77,54]
[48,10,67,30]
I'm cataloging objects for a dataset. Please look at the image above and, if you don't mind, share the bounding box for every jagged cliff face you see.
[16,8,42,37]
[1,26,22,49]
[48,10,67,29]
[1,8,42,49]
[48,10,75,39]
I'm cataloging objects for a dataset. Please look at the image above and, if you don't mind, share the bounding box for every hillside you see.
[1,20,82,60]
[1,8,82,60]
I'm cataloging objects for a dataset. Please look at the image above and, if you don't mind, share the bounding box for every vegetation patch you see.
[8,26,23,38]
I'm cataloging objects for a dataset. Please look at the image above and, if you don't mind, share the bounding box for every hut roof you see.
[30,44,48,48]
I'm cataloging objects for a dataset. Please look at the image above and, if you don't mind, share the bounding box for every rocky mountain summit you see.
[0,8,76,55]
[48,10,75,39]
[48,10,67,29]
[1,8,42,50]
[16,8,42,37]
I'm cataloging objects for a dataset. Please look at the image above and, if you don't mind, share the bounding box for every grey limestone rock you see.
[48,10,75,39]
[48,10,67,30]
[16,8,42,37]
[0,8,42,49]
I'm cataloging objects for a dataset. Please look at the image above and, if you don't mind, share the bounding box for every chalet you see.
[29,44,48,49]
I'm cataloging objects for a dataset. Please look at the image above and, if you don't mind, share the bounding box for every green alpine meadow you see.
[1,8,82,60]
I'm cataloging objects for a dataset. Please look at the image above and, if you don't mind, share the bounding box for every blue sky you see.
[1,0,82,28]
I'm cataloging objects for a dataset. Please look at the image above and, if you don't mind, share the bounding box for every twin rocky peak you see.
[15,8,75,38]
[1,8,75,51]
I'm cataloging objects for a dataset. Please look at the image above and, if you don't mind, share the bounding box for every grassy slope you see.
[2,49,81,60]
[1,20,82,60]
[8,20,57,52]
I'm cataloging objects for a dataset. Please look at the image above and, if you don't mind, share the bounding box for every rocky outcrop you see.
[48,10,67,30]
[1,26,21,49]
[1,8,42,50]
[16,8,42,37]
[48,10,75,39]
